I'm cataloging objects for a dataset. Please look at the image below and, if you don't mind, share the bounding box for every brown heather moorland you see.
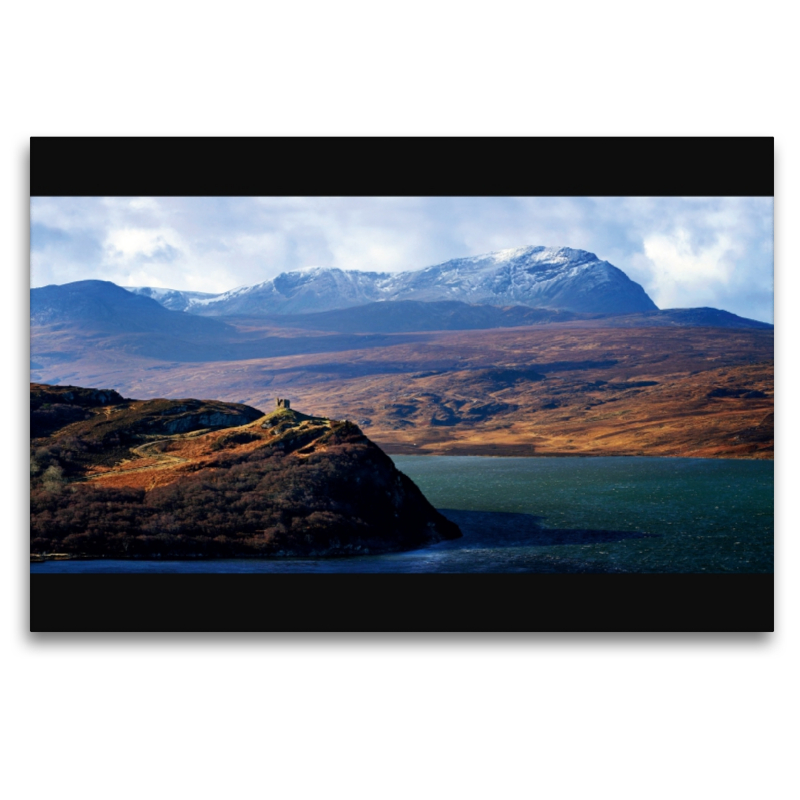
[31,322,774,459]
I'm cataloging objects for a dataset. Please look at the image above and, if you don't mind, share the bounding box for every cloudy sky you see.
[30,196,774,322]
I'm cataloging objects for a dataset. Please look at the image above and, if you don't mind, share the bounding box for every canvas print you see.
[29,195,773,587]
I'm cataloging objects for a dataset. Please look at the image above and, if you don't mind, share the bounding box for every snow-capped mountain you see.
[126,246,658,316]
[190,267,397,316]
[386,246,657,314]
[126,286,218,312]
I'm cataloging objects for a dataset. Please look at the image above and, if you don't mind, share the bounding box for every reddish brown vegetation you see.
[30,387,460,558]
[31,322,773,459]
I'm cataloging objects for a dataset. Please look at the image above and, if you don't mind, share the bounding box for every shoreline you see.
[381,445,774,460]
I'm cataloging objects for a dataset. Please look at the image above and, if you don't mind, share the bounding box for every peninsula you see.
[30,383,461,559]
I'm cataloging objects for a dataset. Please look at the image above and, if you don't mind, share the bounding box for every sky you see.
[30,196,774,323]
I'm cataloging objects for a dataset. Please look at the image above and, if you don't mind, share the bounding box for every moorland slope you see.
[30,384,460,559]
[30,322,774,459]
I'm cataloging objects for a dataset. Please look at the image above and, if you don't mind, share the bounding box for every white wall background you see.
[4,3,796,799]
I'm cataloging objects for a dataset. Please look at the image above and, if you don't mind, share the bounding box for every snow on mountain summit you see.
[384,246,655,314]
[126,246,658,316]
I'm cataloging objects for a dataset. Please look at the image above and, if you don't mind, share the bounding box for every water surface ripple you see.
[31,456,773,573]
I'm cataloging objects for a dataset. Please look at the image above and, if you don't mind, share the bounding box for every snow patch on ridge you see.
[125,246,657,316]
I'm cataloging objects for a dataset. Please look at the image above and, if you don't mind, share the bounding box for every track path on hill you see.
[82,430,215,482]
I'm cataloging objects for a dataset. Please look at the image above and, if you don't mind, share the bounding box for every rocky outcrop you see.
[30,384,461,559]
[30,383,125,409]
[30,383,128,438]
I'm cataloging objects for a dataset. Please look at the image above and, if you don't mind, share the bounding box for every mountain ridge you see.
[127,245,659,316]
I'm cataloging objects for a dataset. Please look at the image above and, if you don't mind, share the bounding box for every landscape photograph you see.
[29,194,774,580]
[11,11,792,800]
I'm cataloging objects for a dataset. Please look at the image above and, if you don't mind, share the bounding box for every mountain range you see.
[30,276,770,371]
[29,244,773,460]
[127,246,659,317]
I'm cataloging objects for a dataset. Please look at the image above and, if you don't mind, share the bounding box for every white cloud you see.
[127,197,159,212]
[29,196,775,322]
[104,226,183,263]
[635,228,736,308]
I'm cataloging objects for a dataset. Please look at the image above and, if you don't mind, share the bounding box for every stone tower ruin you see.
[276,398,291,410]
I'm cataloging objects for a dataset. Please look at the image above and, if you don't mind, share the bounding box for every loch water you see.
[30,456,773,574]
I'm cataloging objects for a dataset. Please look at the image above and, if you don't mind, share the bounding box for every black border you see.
[30,137,774,197]
[31,574,773,632]
[29,136,775,632]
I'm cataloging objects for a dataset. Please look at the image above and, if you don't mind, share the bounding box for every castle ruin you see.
[276,398,291,410]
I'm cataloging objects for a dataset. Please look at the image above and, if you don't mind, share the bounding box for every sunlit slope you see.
[30,385,460,558]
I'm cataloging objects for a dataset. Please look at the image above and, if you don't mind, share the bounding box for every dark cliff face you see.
[30,383,128,438]
[29,385,460,558]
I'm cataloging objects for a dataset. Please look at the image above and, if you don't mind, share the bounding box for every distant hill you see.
[259,300,590,332]
[601,307,773,330]
[30,282,772,391]
[29,384,460,559]
[242,300,772,334]
[126,246,658,316]
[31,280,232,337]
[30,280,426,366]
[33,282,770,343]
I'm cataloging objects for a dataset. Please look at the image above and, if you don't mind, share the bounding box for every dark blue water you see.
[31,456,773,574]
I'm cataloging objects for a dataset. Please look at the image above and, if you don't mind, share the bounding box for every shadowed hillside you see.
[246,301,591,332]
[227,302,772,335]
